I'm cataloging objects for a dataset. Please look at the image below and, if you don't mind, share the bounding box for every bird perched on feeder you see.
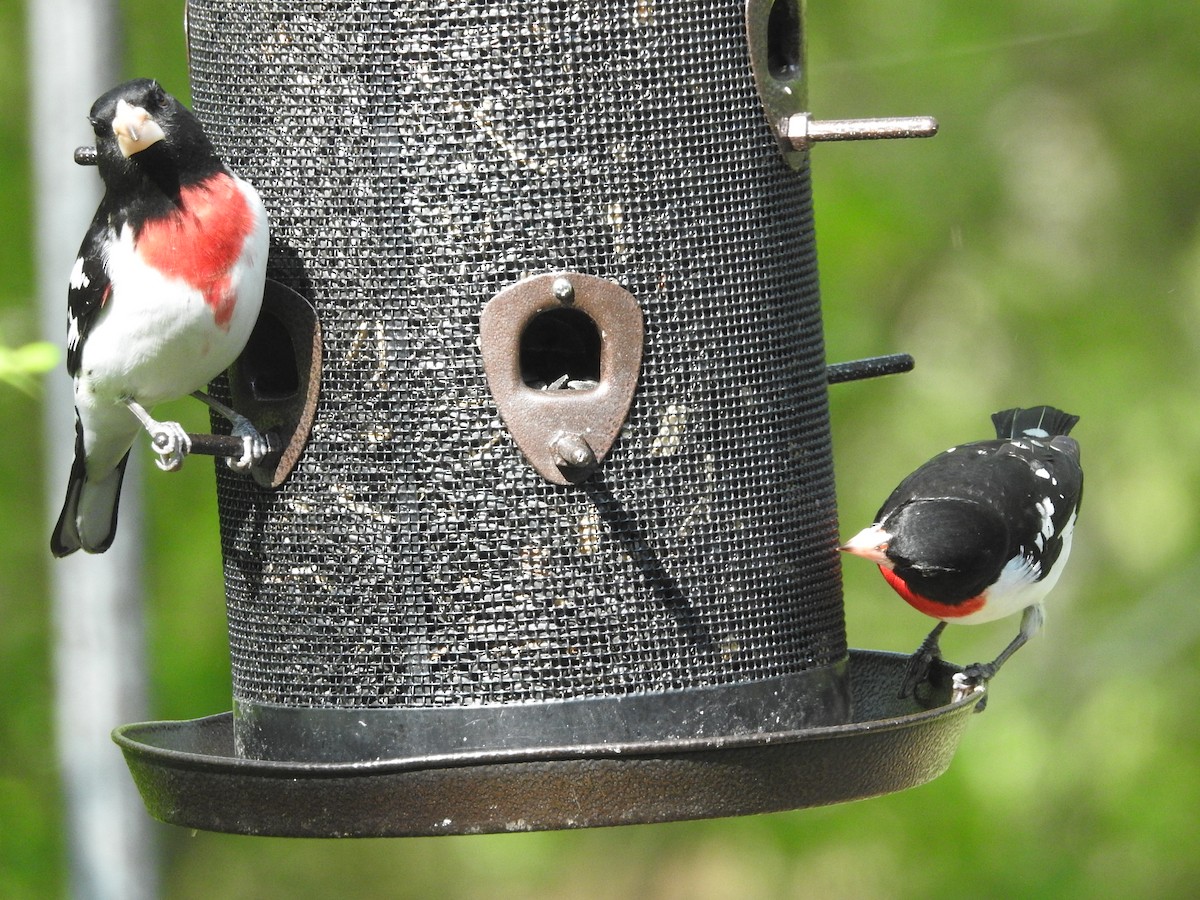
[840,406,1083,699]
[51,79,269,557]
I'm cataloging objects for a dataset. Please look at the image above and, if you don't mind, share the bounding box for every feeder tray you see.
[114,651,983,837]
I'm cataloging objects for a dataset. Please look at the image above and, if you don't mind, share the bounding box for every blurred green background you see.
[3,0,1198,897]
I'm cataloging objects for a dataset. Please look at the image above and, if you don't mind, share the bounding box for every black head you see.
[86,79,219,198]
[882,498,1010,604]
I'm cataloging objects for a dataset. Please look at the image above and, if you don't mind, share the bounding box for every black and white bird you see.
[840,406,1083,697]
[51,79,269,557]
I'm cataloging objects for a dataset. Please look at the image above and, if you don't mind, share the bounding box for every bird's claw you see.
[148,421,191,471]
[898,621,949,701]
[962,661,998,684]
[225,418,269,472]
[899,649,938,700]
[951,670,990,711]
[125,398,192,472]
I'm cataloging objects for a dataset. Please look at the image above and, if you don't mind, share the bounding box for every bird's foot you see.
[961,660,998,684]
[952,667,992,711]
[899,621,947,700]
[226,416,269,473]
[948,607,1036,713]
[899,649,939,701]
[149,421,192,471]
[125,399,192,471]
[190,390,269,473]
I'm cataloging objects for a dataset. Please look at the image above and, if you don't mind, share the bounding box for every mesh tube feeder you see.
[114,0,980,837]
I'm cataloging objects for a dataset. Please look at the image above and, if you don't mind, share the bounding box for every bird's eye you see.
[150,84,169,110]
[89,116,105,138]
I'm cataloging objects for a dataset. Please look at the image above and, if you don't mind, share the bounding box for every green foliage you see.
[0,340,58,394]
[5,1,1199,898]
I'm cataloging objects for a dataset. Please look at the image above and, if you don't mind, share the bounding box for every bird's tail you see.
[50,413,130,557]
[991,406,1079,440]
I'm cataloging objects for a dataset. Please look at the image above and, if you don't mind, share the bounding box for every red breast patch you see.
[135,173,252,330]
[880,566,986,619]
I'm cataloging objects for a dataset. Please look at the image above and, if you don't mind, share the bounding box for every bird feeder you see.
[115,0,981,837]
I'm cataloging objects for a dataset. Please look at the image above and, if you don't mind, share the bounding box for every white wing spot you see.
[1033,465,1051,479]
[69,257,90,290]
[994,552,1040,596]
[1023,427,1050,438]
[1035,497,1056,539]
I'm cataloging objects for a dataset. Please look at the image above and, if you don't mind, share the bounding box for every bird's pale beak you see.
[838,525,892,566]
[112,99,166,158]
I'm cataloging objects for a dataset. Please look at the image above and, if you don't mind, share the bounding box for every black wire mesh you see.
[186,0,847,762]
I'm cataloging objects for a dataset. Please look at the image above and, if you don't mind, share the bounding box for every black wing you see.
[66,211,113,377]
[996,433,1084,580]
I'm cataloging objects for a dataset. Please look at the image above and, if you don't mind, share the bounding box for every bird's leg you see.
[899,620,948,699]
[191,390,269,473]
[961,604,1045,686]
[124,398,191,472]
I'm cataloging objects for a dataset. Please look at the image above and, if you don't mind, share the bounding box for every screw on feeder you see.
[551,276,576,304]
[779,113,939,152]
[551,432,597,479]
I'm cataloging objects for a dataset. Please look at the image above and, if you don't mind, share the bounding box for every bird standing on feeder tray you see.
[51,79,269,557]
[840,406,1083,702]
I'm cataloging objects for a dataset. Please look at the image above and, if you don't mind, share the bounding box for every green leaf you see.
[0,341,60,394]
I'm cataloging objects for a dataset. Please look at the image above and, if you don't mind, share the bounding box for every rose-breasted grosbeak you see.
[51,79,269,557]
[840,406,1083,698]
